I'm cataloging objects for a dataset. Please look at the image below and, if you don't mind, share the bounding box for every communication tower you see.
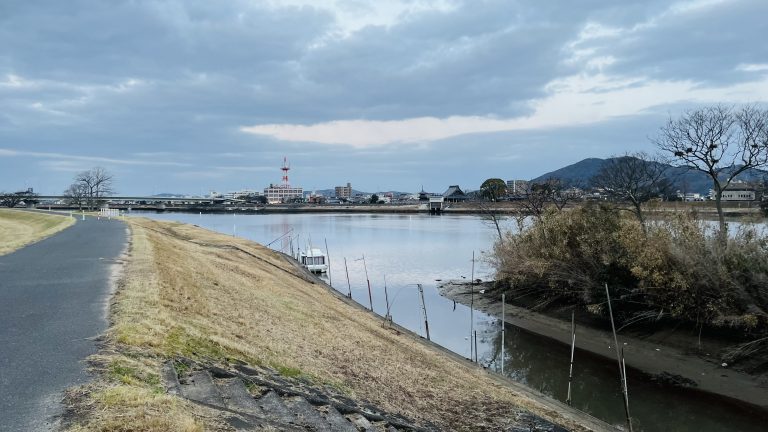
[281,157,290,188]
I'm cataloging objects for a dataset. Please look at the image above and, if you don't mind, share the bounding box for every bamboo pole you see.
[344,257,352,298]
[470,251,475,361]
[566,310,576,406]
[501,293,506,374]
[606,283,633,432]
[417,284,430,341]
[324,238,333,288]
[362,254,373,311]
[383,274,391,320]
[622,346,630,406]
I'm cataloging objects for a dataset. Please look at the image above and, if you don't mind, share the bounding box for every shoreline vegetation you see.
[479,203,768,410]
[0,209,74,256]
[63,217,615,431]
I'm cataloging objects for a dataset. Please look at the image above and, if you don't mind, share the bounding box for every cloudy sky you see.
[1,0,767,195]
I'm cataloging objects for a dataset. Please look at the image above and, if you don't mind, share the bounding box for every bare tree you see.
[654,105,768,233]
[63,183,87,209]
[477,201,505,242]
[519,182,550,220]
[0,190,39,208]
[519,178,573,218]
[591,152,670,229]
[546,178,576,211]
[479,178,508,241]
[71,167,115,210]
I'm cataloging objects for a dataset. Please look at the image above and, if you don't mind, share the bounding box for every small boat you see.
[299,248,329,273]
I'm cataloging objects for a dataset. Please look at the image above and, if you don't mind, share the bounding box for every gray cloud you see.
[0,0,765,194]
[569,0,768,86]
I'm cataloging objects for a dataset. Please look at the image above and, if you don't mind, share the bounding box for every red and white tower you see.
[281,157,290,188]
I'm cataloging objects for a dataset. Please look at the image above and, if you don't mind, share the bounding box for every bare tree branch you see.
[653,105,768,234]
[591,152,670,229]
[71,167,115,210]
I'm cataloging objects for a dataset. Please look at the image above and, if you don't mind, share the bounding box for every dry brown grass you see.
[0,209,74,255]
[68,217,610,431]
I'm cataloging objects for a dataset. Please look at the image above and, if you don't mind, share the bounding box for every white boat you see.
[299,248,328,273]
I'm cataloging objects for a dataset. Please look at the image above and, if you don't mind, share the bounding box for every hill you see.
[532,157,768,194]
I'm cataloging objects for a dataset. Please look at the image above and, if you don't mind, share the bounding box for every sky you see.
[1,0,767,195]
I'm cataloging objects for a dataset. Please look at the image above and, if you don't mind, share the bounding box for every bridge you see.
[33,195,245,203]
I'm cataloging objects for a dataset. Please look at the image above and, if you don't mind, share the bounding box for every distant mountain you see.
[532,157,768,194]
[530,158,606,186]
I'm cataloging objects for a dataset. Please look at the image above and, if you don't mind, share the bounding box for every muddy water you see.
[136,211,767,431]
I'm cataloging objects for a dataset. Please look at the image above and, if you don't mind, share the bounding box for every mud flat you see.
[440,281,768,412]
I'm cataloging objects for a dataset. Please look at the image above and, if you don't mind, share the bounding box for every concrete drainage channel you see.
[163,358,570,431]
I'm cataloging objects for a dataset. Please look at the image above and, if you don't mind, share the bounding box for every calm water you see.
[134,211,766,432]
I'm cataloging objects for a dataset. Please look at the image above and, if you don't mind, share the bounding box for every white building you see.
[335,183,353,199]
[719,188,756,201]
[708,182,757,201]
[264,184,303,204]
[223,189,259,200]
[679,192,704,202]
[507,179,528,195]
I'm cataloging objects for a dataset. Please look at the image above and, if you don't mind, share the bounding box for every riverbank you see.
[35,200,766,218]
[0,209,74,255]
[63,218,616,431]
[439,281,768,412]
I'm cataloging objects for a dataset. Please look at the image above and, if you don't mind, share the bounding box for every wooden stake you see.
[474,330,479,363]
[362,254,373,311]
[566,310,576,406]
[383,274,391,320]
[470,251,475,361]
[417,284,430,341]
[622,346,630,405]
[501,293,506,375]
[324,238,333,288]
[606,283,633,432]
[344,257,352,298]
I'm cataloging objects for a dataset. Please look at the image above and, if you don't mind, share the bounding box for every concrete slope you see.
[0,217,127,432]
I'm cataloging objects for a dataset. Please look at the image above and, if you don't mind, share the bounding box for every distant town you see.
[2,155,767,212]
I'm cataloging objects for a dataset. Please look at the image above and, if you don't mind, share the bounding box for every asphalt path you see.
[0,215,127,431]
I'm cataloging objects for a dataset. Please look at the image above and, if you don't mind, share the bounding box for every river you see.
[134,211,766,432]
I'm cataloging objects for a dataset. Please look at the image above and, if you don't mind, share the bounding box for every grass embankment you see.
[0,209,74,255]
[64,217,609,432]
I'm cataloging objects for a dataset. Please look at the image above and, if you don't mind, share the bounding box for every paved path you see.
[0,216,127,431]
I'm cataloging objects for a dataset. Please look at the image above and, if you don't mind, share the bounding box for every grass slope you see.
[65,218,609,431]
[0,209,74,255]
